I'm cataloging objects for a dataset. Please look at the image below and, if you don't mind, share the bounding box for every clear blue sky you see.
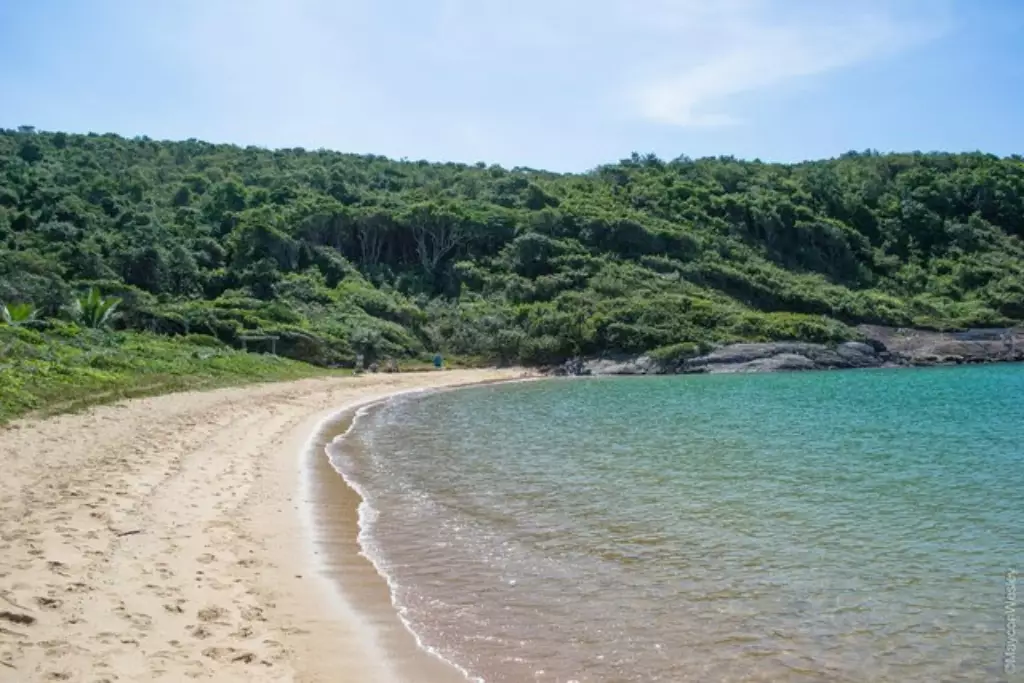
[1,0,1022,171]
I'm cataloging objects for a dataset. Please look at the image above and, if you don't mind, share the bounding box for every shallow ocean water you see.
[329,365,1024,682]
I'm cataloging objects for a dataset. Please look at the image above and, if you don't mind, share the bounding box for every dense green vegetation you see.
[0,322,329,424]
[3,127,1024,374]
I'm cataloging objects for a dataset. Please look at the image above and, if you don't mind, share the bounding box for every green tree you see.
[240,258,282,300]
[18,138,43,163]
[122,246,169,294]
[166,244,201,296]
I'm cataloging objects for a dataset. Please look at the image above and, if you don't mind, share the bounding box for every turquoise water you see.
[330,366,1024,682]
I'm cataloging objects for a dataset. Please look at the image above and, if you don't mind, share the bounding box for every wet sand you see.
[0,369,528,682]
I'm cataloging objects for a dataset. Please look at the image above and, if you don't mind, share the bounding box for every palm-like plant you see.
[68,287,121,329]
[1,302,39,326]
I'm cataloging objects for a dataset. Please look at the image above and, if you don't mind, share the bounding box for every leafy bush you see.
[180,333,226,347]
[2,302,39,326]
[68,287,121,329]
[649,342,705,365]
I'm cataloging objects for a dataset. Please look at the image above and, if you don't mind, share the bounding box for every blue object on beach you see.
[433,353,443,368]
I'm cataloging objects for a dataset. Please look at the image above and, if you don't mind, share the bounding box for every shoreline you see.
[304,392,471,683]
[312,375,544,683]
[0,369,529,682]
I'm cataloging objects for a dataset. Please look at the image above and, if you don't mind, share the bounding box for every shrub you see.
[181,334,226,348]
[1,302,39,326]
[649,342,704,366]
[68,288,122,329]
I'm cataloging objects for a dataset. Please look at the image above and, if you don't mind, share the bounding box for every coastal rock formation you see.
[859,325,1024,366]
[680,342,886,373]
[553,355,663,376]
[553,326,1024,376]
[677,341,889,374]
[699,352,818,374]
[582,356,663,375]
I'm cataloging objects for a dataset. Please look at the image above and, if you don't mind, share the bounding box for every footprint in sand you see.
[189,624,213,639]
[201,647,270,666]
[0,610,36,626]
[196,606,228,623]
[238,606,265,622]
[145,583,177,598]
[261,639,288,661]
[113,607,152,630]
[46,561,70,576]
[35,596,62,610]
[230,624,254,639]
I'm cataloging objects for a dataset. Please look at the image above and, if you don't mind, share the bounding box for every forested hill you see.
[3,127,1024,367]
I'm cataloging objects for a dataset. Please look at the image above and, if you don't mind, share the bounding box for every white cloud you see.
[630,1,948,127]
[424,0,949,129]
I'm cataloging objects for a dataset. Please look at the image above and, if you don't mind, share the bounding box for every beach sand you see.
[0,369,528,682]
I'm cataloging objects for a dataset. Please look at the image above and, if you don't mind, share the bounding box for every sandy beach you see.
[0,369,528,682]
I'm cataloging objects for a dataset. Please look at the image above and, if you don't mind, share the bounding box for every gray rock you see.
[857,324,1024,366]
[696,342,815,365]
[711,353,817,374]
[553,358,589,376]
[835,341,885,368]
[584,355,665,375]
[547,327,1022,378]
[585,359,633,375]
[837,341,876,357]
[633,355,664,374]
[681,340,887,374]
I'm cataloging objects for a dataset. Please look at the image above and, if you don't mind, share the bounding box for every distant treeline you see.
[2,126,1023,365]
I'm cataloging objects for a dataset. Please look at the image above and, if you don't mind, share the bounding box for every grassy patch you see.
[0,323,336,424]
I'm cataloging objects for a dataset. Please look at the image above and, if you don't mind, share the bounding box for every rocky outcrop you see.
[554,342,888,376]
[858,325,1024,366]
[678,341,882,374]
[677,341,889,374]
[698,352,817,374]
[584,356,663,375]
[550,326,1024,377]
[553,355,663,376]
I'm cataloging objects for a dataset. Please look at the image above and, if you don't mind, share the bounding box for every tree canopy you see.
[3,129,1023,366]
